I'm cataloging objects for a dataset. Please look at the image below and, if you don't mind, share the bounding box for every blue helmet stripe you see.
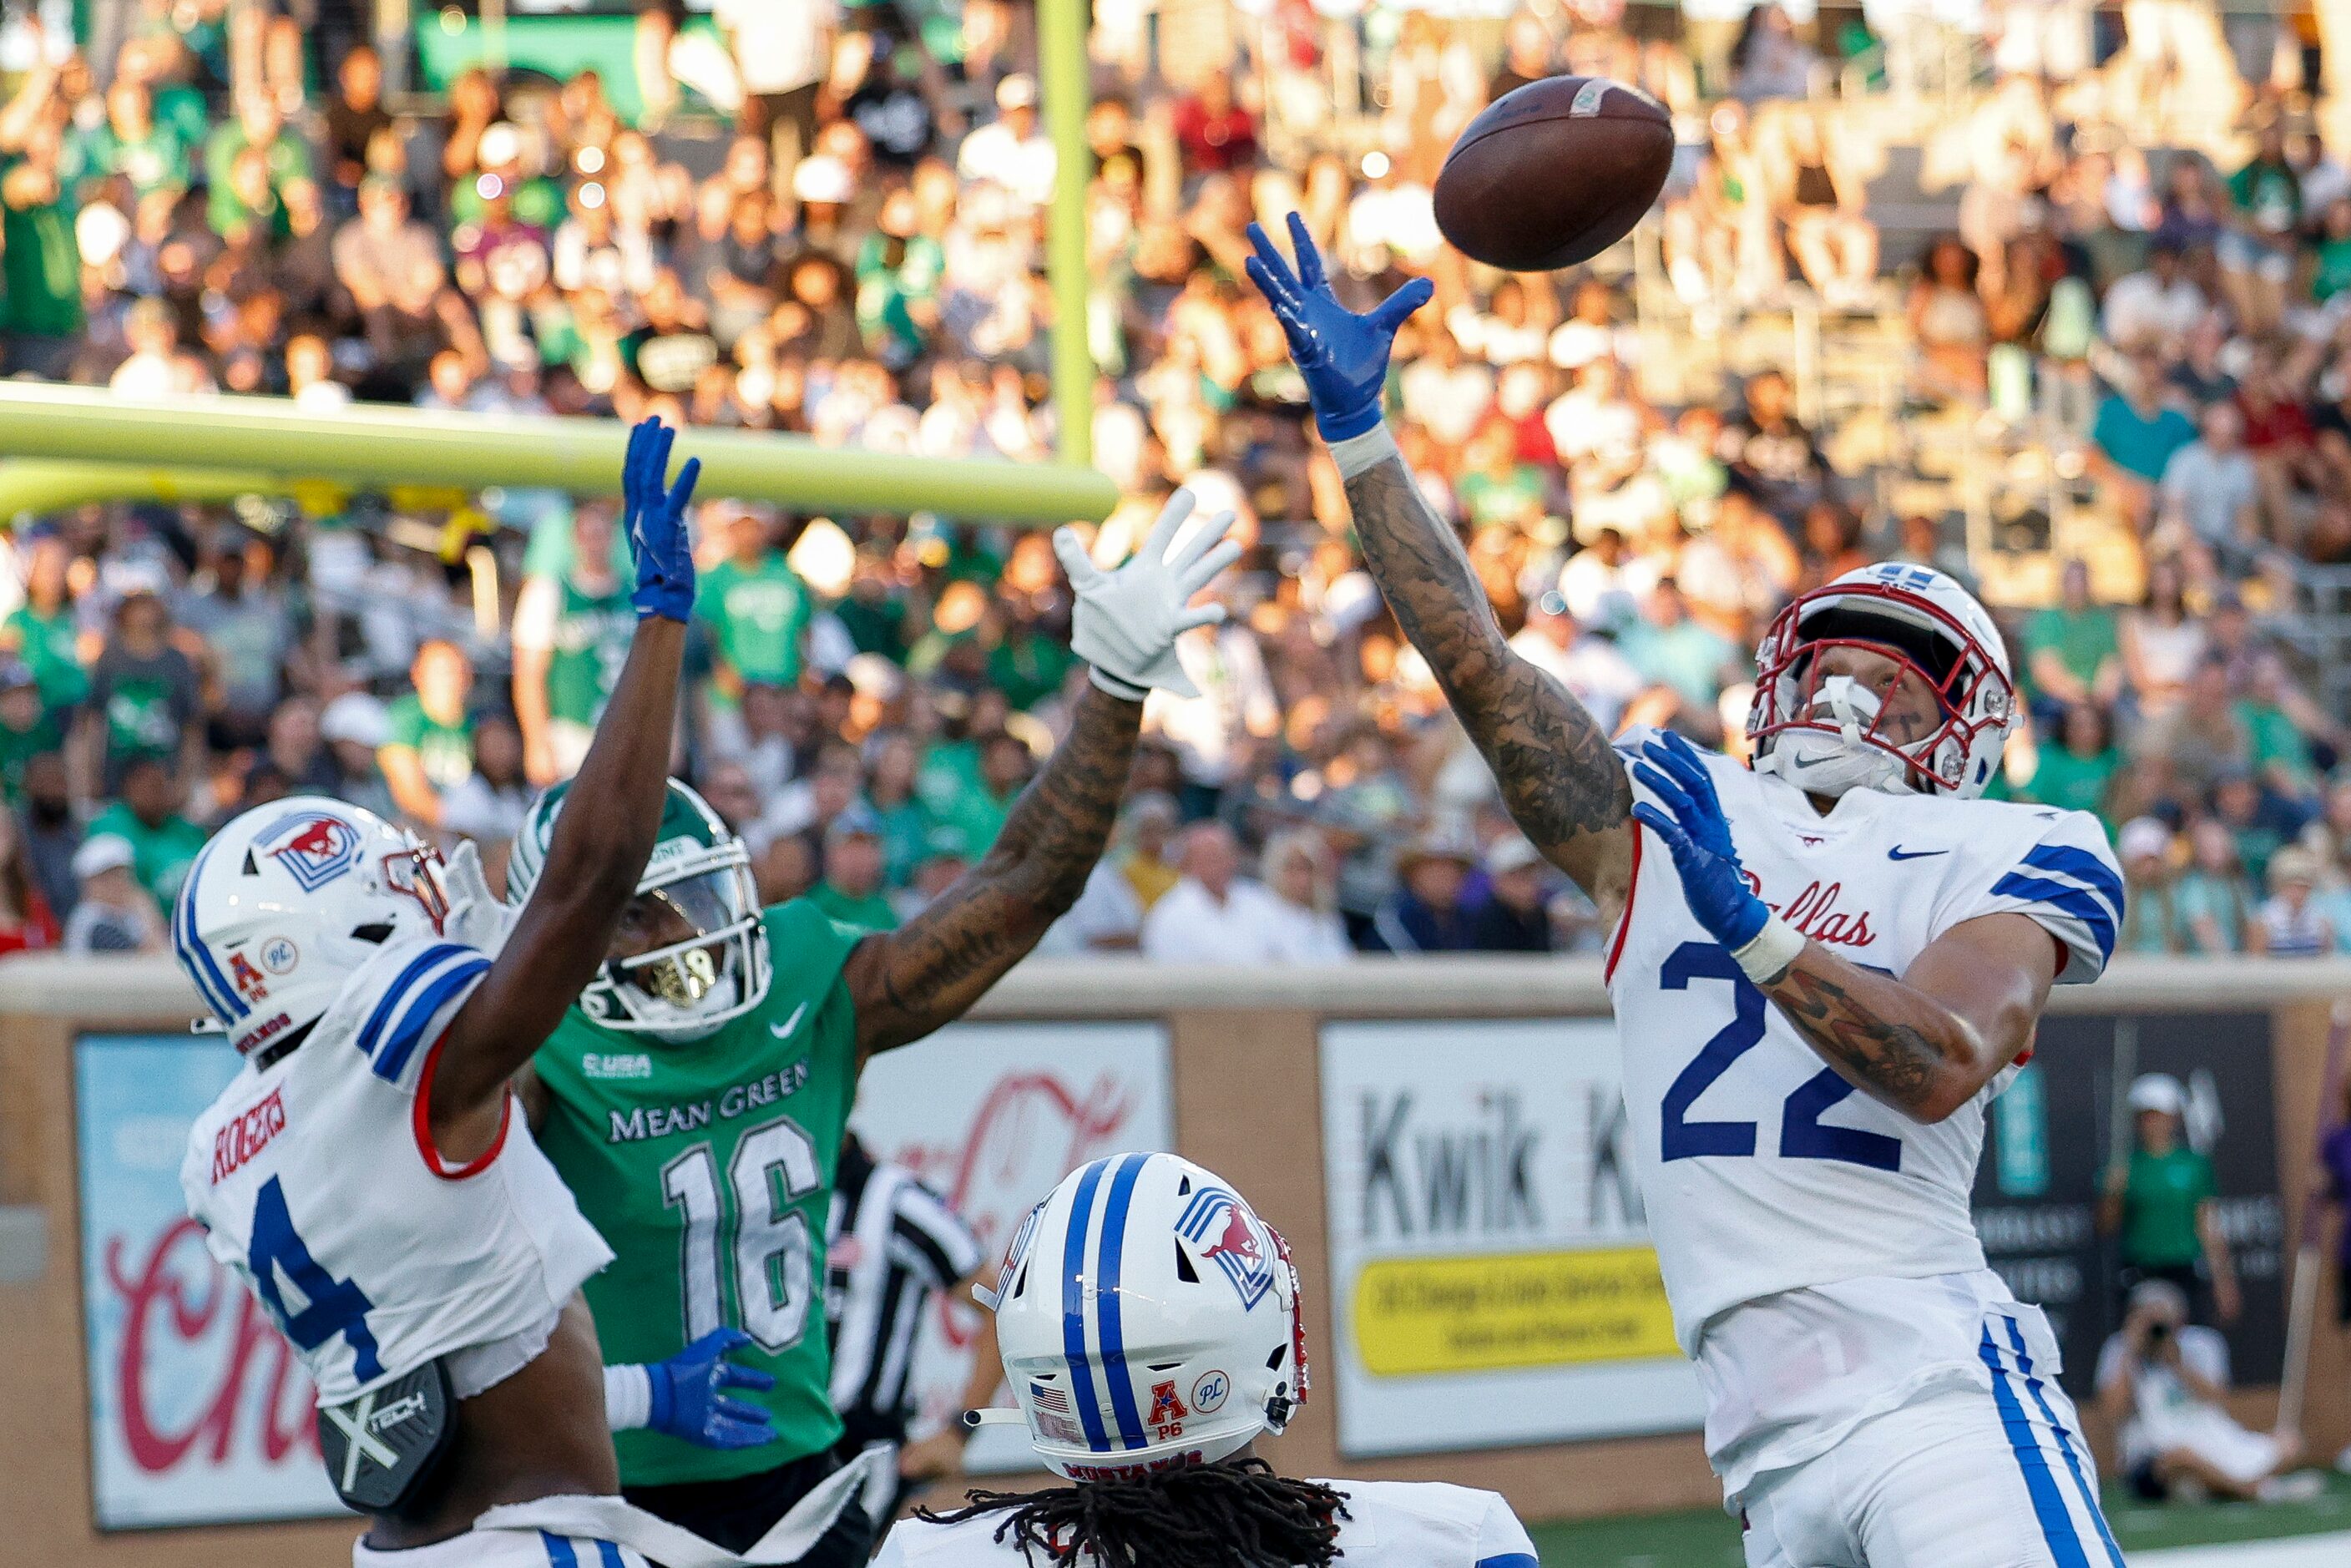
[176,837,248,1020]
[1095,1152,1153,1449]
[1059,1157,1112,1453]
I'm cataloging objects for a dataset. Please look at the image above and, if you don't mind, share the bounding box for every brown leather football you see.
[1433,75,1675,271]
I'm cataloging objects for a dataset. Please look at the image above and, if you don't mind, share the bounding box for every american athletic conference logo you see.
[1176,1186,1276,1310]
[260,811,365,893]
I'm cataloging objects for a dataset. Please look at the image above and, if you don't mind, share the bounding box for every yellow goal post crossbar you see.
[0,384,1120,524]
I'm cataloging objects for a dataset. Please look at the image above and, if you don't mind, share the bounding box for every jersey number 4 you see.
[248,1175,385,1380]
[661,1116,822,1353]
[1658,942,1904,1171]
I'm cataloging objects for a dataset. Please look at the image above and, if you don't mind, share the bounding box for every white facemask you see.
[1763,675,1912,797]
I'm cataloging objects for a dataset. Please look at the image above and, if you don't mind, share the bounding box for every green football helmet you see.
[508,777,771,1041]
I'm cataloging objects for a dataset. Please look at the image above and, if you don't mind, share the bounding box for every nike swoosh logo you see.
[769,1001,808,1039]
[1789,754,1832,770]
[1887,846,1949,861]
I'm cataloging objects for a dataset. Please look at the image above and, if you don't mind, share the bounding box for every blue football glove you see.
[623,416,700,623]
[1630,731,1772,953]
[1243,211,1433,442]
[645,1328,776,1451]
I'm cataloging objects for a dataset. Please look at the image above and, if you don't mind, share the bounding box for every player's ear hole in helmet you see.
[506,777,771,1042]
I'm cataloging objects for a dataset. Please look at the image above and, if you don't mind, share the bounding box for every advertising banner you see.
[1318,1019,1703,1458]
[850,1021,1174,1471]
[73,1034,345,1530]
[1974,1012,2284,1394]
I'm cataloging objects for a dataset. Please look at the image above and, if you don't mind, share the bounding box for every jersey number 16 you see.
[661,1116,823,1352]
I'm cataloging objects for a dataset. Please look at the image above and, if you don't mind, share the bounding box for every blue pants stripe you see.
[1977,1326,2091,1568]
[2002,1316,2126,1567]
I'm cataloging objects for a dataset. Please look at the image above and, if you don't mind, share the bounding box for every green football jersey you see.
[532,900,866,1485]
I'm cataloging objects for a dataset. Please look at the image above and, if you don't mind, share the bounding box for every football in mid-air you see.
[1433,75,1674,271]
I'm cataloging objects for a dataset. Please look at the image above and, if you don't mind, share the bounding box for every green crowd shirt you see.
[86,801,206,907]
[696,554,813,688]
[531,902,867,1486]
[383,693,475,791]
[1,604,86,710]
[2121,1145,2218,1271]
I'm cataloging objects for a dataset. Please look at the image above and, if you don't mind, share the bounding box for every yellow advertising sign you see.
[1352,1247,1680,1376]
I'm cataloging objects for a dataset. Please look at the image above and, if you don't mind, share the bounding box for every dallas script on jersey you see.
[600,1057,813,1144]
[1742,873,1877,948]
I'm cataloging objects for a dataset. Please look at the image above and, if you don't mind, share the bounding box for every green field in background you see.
[1529,1471,2351,1566]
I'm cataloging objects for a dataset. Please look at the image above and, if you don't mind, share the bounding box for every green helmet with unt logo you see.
[508,777,771,1042]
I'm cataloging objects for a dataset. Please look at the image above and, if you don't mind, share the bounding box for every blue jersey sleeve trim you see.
[1990,873,2116,963]
[1476,1555,1541,1568]
[355,943,468,1063]
[2020,844,2124,919]
[372,954,491,1085]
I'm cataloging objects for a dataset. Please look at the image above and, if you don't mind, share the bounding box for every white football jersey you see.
[1606,730,2118,1353]
[872,1478,1538,1568]
[182,936,614,1406]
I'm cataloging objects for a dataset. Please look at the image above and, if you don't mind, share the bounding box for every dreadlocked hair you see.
[916,1457,1351,1568]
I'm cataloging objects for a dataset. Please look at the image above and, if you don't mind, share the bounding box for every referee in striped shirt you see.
[826,1131,1002,1524]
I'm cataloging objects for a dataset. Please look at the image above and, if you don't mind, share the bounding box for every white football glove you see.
[1053,490,1242,701]
[440,837,513,956]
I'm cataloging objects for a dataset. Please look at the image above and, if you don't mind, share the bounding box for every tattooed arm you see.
[846,685,1140,1062]
[1342,455,1635,911]
[1240,214,1630,909]
[1756,911,2060,1123]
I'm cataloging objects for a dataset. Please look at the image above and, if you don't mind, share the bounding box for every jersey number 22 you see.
[1658,942,1904,1171]
[661,1116,823,1352]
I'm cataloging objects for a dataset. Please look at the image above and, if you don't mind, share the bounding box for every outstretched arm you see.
[847,493,1239,1060]
[1246,215,1632,908]
[848,683,1140,1060]
[1633,730,2056,1123]
[429,421,700,1157]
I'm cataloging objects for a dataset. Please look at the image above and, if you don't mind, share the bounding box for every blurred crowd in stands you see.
[3,0,2351,960]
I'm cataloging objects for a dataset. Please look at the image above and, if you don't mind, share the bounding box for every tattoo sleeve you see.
[850,683,1140,1060]
[1758,946,1975,1120]
[1342,454,1631,898]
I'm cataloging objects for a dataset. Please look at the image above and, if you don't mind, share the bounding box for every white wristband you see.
[1327,422,1400,479]
[604,1363,652,1432]
[1731,914,1806,985]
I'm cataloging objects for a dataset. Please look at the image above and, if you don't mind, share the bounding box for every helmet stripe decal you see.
[1094,1151,1154,1449]
[1059,1157,1113,1453]
[176,837,249,1020]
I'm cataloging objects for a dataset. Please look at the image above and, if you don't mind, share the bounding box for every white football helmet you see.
[1749,563,2015,800]
[173,797,452,1058]
[972,1153,1307,1480]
